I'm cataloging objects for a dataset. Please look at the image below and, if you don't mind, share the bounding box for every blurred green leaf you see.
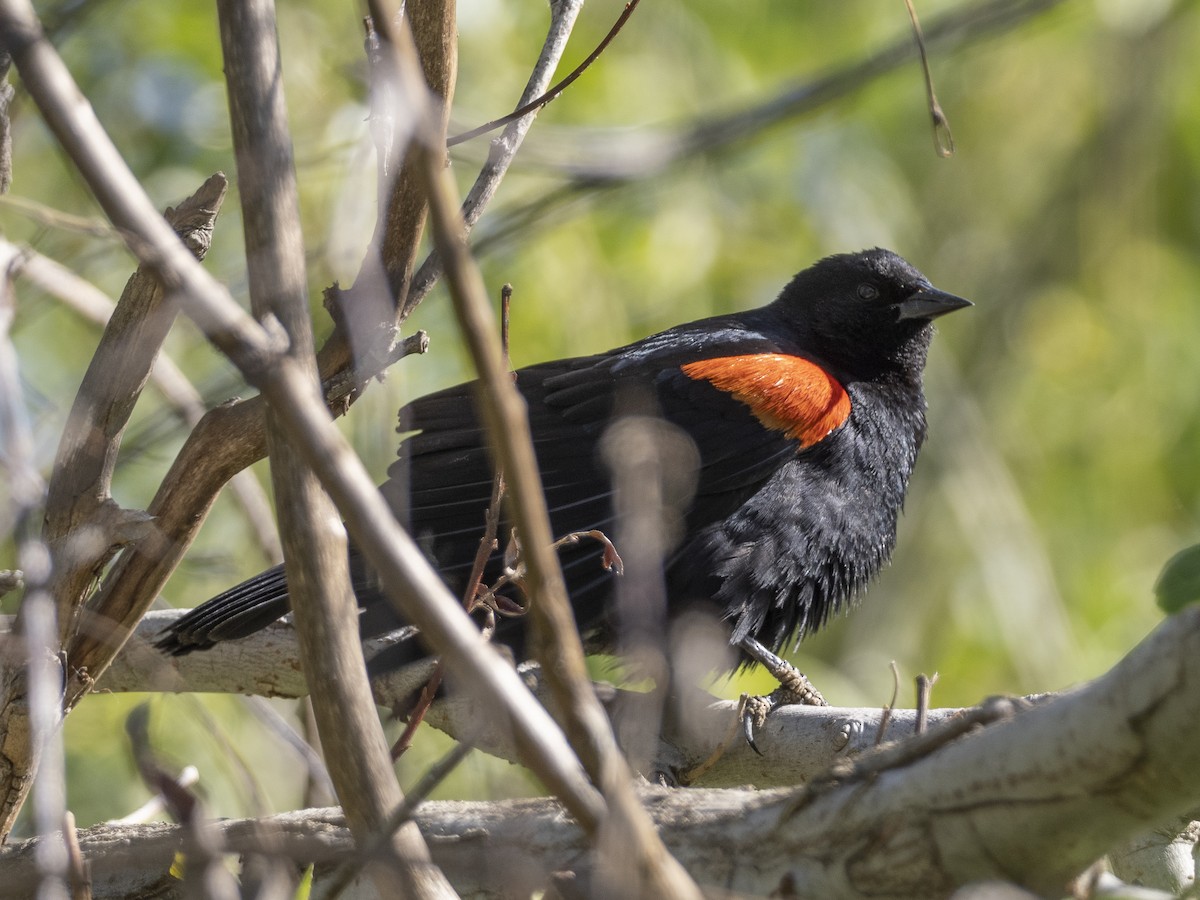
[1154,544,1200,614]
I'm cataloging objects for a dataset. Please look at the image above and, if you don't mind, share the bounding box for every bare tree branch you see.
[7,604,1200,897]
[405,0,584,318]
[372,11,704,897]
[83,609,973,790]
[4,238,283,565]
[325,0,459,379]
[0,0,605,846]
[40,172,226,647]
[214,1,453,896]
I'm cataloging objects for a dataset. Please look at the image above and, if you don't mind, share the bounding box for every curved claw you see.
[740,692,772,755]
[743,707,765,756]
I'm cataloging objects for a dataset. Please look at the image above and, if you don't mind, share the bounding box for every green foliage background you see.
[4,0,1199,828]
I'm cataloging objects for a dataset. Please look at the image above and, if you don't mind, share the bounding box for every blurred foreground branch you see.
[214,0,453,894]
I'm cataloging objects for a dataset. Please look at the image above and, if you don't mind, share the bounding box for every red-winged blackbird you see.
[157,249,969,692]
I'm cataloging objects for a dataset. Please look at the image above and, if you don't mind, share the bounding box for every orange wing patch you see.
[681,354,851,449]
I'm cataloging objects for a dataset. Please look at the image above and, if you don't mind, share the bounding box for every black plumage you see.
[157,248,969,676]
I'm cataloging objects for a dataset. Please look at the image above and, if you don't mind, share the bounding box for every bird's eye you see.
[857,283,879,301]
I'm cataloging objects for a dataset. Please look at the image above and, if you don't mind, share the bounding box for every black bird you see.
[158,248,969,718]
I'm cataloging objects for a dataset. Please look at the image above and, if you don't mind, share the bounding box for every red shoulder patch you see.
[681,354,851,449]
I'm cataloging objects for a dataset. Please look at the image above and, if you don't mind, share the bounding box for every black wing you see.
[158,311,822,662]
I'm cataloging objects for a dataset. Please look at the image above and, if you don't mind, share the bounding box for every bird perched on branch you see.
[157,248,969,737]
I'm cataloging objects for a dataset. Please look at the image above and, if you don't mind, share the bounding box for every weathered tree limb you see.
[38,172,225,647]
[82,609,970,791]
[6,606,1200,897]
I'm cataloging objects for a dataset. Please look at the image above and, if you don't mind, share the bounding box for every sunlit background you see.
[3,0,1198,828]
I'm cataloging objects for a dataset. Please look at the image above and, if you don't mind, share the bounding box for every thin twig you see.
[876,660,902,746]
[903,0,955,157]
[447,0,642,147]
[472,528,624,612]
[500,282,512,372]
[0,193,117,237]
[240,696,335,801]
[916,672,938,735]
[177,694,270,817]
[391,662,443,758]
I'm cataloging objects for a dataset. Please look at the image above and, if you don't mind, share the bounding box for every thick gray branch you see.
[89,610,963,790]
[10,608,1200,894]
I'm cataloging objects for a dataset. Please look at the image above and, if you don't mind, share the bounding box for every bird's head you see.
[773,248,971,380]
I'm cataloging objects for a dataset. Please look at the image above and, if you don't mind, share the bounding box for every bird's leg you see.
[738,636,827,754]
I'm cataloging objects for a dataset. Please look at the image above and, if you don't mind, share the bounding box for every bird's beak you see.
[895,286,973,322]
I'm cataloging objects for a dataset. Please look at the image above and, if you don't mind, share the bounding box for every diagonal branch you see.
[40,174,226,646]
[5,241,282,565]
[370,8,703,898]
[404,0,583,319]
[324,0,458,377]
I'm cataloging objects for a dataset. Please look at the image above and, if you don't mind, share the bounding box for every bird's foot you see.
[738,636,828,754]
